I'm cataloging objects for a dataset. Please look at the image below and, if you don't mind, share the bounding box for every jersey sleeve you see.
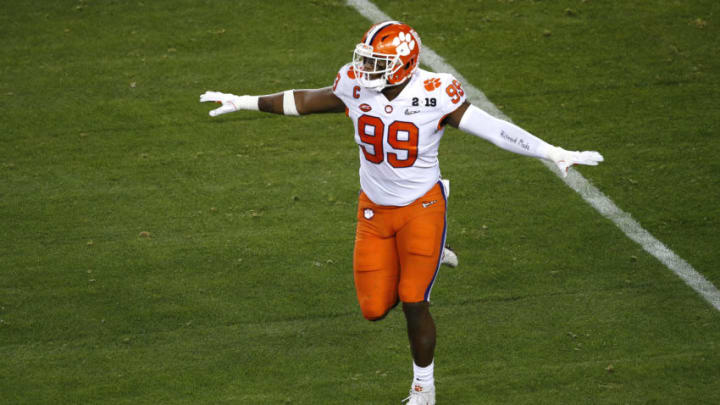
[436,73,467,116]
[332,63,358,105]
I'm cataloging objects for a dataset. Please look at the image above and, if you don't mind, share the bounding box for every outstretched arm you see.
[200,87,345,117]
[445,102,603,177]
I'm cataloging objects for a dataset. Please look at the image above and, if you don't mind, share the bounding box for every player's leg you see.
[403,301,435,366]
[397,183,447,308]
[402,301,436,405]
[398,212,444,367]
[353,233,400,320]
[353,198,401,321]
[396,183,447,403]
[397,212,444,382]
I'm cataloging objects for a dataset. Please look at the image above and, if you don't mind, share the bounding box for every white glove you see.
[547,146,604,177]
[199,91,258,117]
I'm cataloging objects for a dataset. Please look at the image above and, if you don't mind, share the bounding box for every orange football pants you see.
[353,181,447,320]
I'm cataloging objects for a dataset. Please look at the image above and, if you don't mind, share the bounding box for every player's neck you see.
[381,80,409,101]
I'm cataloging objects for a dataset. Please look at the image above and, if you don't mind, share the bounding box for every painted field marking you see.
[347,0,720,311]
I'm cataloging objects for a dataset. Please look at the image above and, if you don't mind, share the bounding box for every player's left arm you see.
[445,101,603,177]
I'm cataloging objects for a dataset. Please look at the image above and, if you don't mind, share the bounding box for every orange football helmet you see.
[352,21,421,91]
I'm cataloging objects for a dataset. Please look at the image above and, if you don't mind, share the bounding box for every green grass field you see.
[2,0,719,403]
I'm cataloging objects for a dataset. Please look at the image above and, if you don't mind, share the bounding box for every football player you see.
[201,21,602,405]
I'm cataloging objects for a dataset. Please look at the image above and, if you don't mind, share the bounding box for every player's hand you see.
[200,91,253,117]
[549,147,604,177]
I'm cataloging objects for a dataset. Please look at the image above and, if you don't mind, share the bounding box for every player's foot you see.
[402,385,436,405]
[441,245,458,267]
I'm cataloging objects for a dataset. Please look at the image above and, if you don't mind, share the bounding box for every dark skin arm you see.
[443,100,471,129]
[258,86,346,115]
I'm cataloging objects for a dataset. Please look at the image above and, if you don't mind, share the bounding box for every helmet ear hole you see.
[405,57,415,70]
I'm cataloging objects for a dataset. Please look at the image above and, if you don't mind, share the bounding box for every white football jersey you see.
[332,64,467,206]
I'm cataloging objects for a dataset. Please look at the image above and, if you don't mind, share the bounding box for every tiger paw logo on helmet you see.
[392,31,416,56]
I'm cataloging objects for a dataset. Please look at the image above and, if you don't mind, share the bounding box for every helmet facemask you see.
[353,43,402,92]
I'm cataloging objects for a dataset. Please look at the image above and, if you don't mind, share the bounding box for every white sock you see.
[412,361,435,391]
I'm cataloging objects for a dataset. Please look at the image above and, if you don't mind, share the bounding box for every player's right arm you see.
[200,87,345,117]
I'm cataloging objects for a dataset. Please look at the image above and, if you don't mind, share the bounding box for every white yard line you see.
[347,0,720,312]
